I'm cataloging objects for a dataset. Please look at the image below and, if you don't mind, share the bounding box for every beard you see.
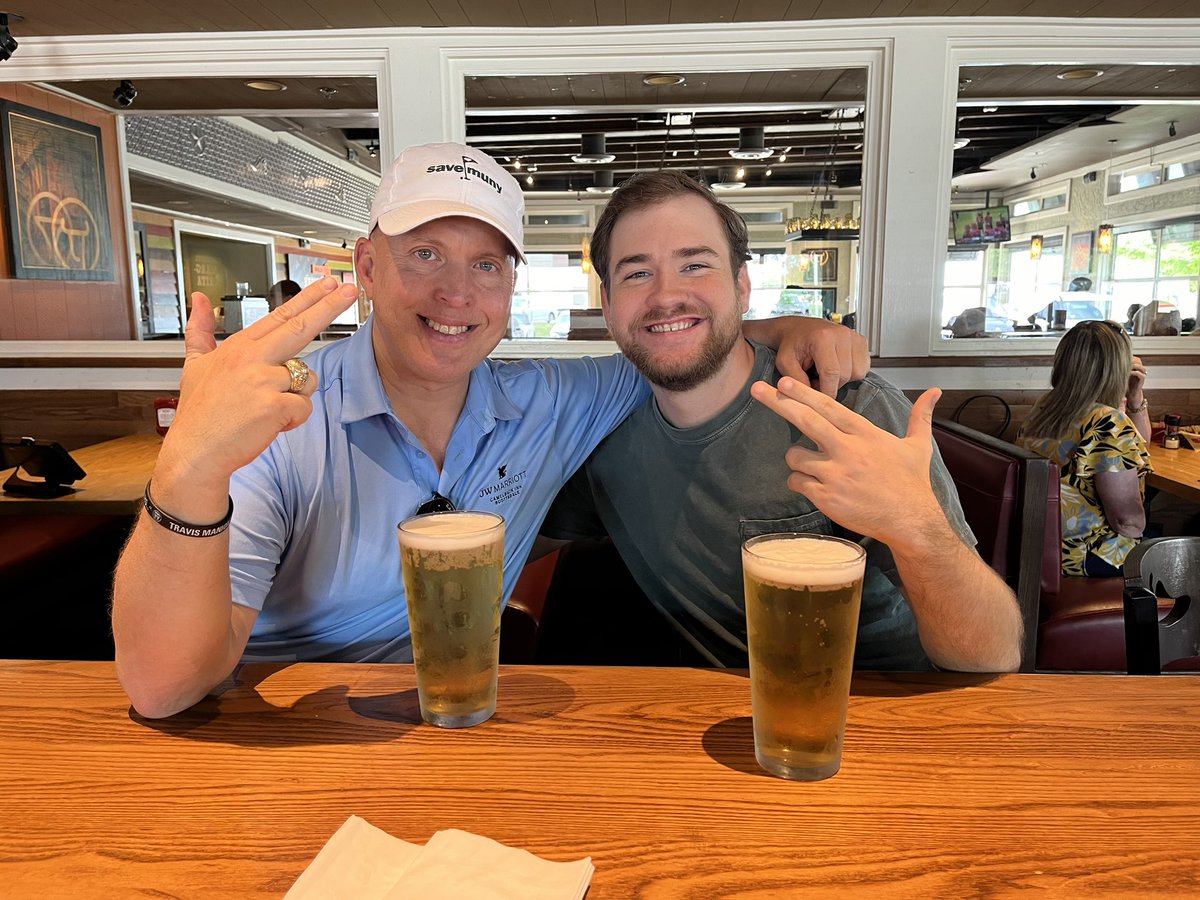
[615,302,744,393]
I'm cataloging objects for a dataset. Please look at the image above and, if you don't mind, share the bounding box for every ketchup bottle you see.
[155,397,178,437]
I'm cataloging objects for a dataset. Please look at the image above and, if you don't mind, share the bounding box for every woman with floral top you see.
[1018,321,1152,576]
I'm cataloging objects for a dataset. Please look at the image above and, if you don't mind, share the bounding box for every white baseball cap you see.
[368,142,527,263]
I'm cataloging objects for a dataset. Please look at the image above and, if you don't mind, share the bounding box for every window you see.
[745,248,789,319]
[510,252,590,339]
[1165,158,1200,183]
[1010,189,1068,219]
[1108,166,1164,197]
[942,248,985,327]
[1106,221,1200,325]
[1006,235,1069,327]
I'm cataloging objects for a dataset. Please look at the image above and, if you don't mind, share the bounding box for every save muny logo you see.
[424,156,503,194]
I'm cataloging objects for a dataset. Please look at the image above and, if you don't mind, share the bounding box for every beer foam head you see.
[398,511,505,551]
[743,536,864,587]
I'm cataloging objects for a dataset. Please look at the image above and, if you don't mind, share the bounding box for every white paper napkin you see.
[286,816,423,899]
[285,815,593,900]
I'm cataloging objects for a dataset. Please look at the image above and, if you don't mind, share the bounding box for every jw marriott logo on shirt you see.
[478,467,526,506]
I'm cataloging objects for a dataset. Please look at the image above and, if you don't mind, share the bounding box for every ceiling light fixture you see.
[785,117,860,242]
[1030,166,1037,180]
[824,106,864,120]
[1099,140,1116,253]
[112,80,138,108]
[585,170,615,194]
[953,137,971,150]
[1057,68,1104,81]
[712,166,746,191]
[1169,120,1178,138]
[729,126,773,160]
[245,80,287,92]
[0,12,20,62]
[642,73,685,87]
[1029,235,1043,260]
[572,133,615,164]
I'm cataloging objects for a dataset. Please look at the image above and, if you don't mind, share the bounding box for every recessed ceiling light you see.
[643,73,685,87]
[1057,68,1104,81]
[712,182,746,191]
[982,106,999,113]
[245,80,287,92]
[302,230,317,235]
[953,137,971,149]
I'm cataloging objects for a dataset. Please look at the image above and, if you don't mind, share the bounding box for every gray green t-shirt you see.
[541,340,976,670]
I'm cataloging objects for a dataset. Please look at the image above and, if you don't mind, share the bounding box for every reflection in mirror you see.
[463,69,867,339]
[6,76,380,342]
[943,63,1200,342]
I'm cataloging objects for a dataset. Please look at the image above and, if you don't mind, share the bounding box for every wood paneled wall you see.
[0,84,133,341]
[2,386,1198,453]
[0,390,169,450]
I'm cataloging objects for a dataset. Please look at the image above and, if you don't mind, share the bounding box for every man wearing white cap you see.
[113,143,867,718]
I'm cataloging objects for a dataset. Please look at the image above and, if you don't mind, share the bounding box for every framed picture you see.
[1069,230,1094,276]
[0,101,114,281]
[790,247,838,285]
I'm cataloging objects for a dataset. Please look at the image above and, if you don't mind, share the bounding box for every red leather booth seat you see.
[931,419,1197,673]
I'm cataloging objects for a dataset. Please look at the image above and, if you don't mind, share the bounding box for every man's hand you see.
[742,316,869,398]
[157,277,360,495]
[752,376,1023,673]
[750,377,944,549]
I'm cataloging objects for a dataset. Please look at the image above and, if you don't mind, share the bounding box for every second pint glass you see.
[397,511,505,728]
[742,533,866,781]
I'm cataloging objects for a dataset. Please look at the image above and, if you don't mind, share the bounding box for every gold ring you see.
[283,358,311,394]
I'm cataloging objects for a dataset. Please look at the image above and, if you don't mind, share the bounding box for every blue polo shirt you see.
[228,316,647,663]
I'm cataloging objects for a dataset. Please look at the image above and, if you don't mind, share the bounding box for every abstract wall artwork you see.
[0,101,114,280]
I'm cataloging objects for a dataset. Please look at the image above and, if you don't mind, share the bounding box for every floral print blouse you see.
[1018,403,1152,575]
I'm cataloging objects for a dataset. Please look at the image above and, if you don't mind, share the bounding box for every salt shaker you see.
[1163,413,1181,450]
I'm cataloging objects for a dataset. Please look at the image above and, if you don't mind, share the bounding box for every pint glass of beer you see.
[397,511,505,728]
[742,533,866,781]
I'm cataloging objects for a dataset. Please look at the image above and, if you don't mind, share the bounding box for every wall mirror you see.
[461,67,869,338]
[942,62,1200,343]
[31,75,380,340]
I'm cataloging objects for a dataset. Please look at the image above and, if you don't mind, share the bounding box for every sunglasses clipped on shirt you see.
[415,491,456,515]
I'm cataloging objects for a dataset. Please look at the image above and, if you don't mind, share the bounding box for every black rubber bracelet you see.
[143,481,233,538]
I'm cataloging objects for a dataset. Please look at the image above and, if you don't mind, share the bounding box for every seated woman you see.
[1017,321,1152,577]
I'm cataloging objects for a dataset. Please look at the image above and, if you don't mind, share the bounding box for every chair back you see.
[1123,536,1200,674]
[931,419,1054,672]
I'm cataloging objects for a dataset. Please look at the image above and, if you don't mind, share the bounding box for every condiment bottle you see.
[155,397,178,437]
[1163,413,1181,450]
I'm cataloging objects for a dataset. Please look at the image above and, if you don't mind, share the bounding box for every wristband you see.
[143,480,233,537]
[1127,397,1148,414]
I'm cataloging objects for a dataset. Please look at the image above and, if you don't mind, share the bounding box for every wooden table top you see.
[0,433,160,515]
[1148,438,1200,504]
[1,661,1198,898]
